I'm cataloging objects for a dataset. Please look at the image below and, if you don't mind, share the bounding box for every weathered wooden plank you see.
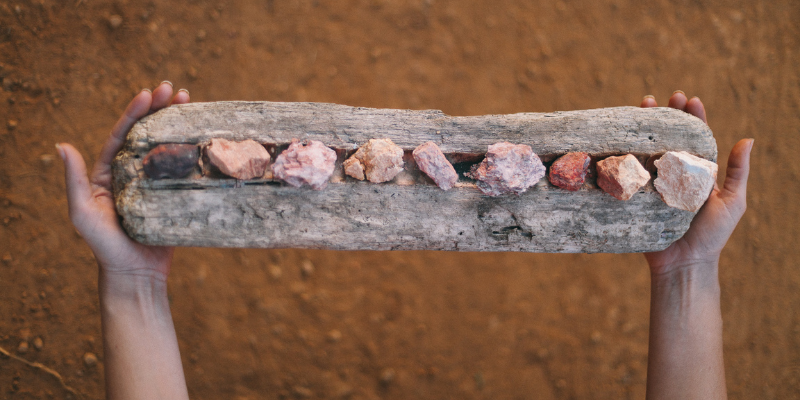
[112,102,716,253]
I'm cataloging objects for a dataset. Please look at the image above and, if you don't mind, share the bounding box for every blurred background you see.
[1,0,798,398]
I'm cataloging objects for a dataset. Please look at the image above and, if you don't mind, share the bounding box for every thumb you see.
[57,143,94,226]
[719,138,754,216]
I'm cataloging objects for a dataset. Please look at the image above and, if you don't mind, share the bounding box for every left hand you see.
[58,82,190,283]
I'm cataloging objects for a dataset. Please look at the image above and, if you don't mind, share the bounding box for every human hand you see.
[57,82,190,284]
[640,91,753,276]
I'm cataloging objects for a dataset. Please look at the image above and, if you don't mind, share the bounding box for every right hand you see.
[58,82,190,283]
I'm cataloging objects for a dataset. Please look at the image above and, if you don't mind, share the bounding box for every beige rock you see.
[344,139,404,183]
[596,154,650,200]
[343,157,365,180]
[654,151,718,212]
[206,138,270,180]
[272,139,337,190]
[412,141,459,190]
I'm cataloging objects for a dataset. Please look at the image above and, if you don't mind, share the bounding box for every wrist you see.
[99,269,169,304]
[650,260,721,297]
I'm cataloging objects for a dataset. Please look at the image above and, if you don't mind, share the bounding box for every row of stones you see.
[141,138,718,212]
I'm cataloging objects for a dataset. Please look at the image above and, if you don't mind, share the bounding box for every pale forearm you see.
[100,272,189,400]
[646,262,726,400]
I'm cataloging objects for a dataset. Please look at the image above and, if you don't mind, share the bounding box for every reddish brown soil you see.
[1,1,799,399]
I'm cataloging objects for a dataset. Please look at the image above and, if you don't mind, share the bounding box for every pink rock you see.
[596,154,650,200]
[465,142,546,196]
[344,139,404,183]
[206,138,270,180]
[272,139,337,190]
[143,144,199,179]
[654,151,718,212]
[549,152,590,191]
[412,142,458,190]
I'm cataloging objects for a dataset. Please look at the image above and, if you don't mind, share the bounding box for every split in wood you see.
[141,138,717,210]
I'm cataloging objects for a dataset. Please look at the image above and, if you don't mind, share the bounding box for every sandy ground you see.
[1,0,798,398]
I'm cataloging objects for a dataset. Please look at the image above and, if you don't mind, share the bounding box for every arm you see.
[640,92,753,400]
[58,82,191,400]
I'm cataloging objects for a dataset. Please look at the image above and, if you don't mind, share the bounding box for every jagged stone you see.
[272,139,336,190]
[343,157,365,181]
[412,142,458,190]
[142,144,199,179]
[465,142,545,196]
[596,154,650,200]
[654,151,718,212]
[549,152,590,191]
[206,138,270,180]
[344,139,404,183]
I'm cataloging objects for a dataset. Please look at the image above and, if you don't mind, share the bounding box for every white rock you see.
[344,139,404,183]
[654,151,718,212]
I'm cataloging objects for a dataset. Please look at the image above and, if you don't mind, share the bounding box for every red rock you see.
[412,142,458,190]
[206,138,270,180]
[465,142,546,196]
[272,139,337,190]
[654,151,718,212]
[142,144,199,179]
[596,154,650,200]
[549,152,590,191]
[344,139,404,183]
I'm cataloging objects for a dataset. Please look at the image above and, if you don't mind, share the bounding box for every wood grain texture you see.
[112,102,717,253]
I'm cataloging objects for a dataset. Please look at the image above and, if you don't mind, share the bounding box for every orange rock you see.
[549,152,590,191]
[344,139,404,183]
[596,154,650,200]
[412,142,458,190]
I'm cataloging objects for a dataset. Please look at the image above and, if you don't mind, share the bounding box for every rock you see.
[412,142,458,190]
[108,15,123,29]
[39,154,55,167]
[206,138,270,180]
[292,386,313,398]
[327,329,342,342]
[596,154,650,201]
[33,337,43,351]
[379,368,396,385]
[300,260,315,278]
[142,144,199,179]
[272,139,337,190]
[17,341,28,354]
[342,157,365,180]
[549,152,590,191]
[654,151,718,212]
[465,142,546,196]
[2,253,11,263]
[344,139,404,183]
[83,352,98,367]
[7,120,18,131]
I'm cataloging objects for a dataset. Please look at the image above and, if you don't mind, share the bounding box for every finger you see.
[640,95,657,108]
[172,88,190,105]
[150,81,174,112]
[685,96,707,124]
[719,138,754,210]
[667,90,688,111]
[57,143,93,224]
[92,89,154,188]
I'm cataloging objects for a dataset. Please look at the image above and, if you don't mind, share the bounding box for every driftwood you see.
[112,102,717,253]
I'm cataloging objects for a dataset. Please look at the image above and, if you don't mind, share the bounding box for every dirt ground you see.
[1,0,799,399]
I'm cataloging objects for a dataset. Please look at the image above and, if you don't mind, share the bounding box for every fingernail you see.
[178,88,190,96]
[141,88,152,94]
[672,90,686,96]
[748,138,755,150]
[55,143,65,160]
[643,95,655,100]
[161,80,173,88]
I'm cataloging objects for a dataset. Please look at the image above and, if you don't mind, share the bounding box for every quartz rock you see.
[344,139,404,183]
[272,139,337,190]
[549,152,590,191]
[465,142,545,196]
[596,154,650,200]
[206,138,270,180]
[412,142,458,190]
[343,157,365,181]
[654,151,718,212]
[143,144,199,179]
